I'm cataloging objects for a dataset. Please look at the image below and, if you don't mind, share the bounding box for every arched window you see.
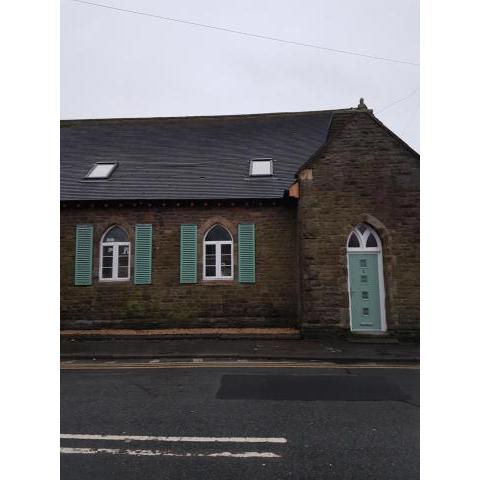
[204,225,233,280]
[100,226,130,281]
[347,224,381,252]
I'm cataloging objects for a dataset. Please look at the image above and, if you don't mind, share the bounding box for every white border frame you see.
[99,226,131,282]
[84,162,118,179]
[346,225,387,333]
[249,158,273,176]
[203,225,234,281]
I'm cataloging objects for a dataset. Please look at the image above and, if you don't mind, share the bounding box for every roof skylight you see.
[250,158,273,176]
[85,163,117,179]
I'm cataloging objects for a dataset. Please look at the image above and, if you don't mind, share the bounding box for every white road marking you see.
[60,447,280,458]
[61,433,287,444]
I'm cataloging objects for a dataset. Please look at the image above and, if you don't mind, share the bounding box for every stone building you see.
[60,101,419,337]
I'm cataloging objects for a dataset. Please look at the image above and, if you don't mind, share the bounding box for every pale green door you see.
[348,253,382,331]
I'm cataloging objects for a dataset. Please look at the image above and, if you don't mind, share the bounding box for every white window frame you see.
[85,162,118,179]
[203,226,234,281]
[346,226,382,252]
[250,158,273,176]
[99,229,131,282]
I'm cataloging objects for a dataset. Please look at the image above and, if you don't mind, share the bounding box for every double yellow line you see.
[61,360,419,370]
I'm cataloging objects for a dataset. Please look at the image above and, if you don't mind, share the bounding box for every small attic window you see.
[250,158,273,176]
[85,163,117,179]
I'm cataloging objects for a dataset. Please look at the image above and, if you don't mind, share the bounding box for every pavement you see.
[61,363,419,479]
[60,336,419,364]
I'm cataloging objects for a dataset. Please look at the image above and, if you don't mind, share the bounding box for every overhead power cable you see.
[400,101,420,137]
[71,0,419,67]
[377,87,419,114]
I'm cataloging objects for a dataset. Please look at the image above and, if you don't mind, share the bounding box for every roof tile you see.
[61,110,334,200]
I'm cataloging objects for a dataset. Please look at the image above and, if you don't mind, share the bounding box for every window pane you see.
[102,267,112,279]
[102,256,113,268]
[205,266,216,277]
[205,225,231,241]
[118,256,129,267]
[348,233,360,248]
[206,244,215,255]
[120,245,129,255]
[221,266,232,277]
[205,254,216,266]
[118,267,129,278]
[357,224,368,234]
[250,159,273,176]
[104,226,128,242]
[221,244,231,254]
[103,246,114,256]
[221,254,231,266]
[366,233,378,247]
[86,163,116,179]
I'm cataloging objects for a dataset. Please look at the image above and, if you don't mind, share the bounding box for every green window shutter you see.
[75,224,93,286]
[180,224,197,283]
[238,224,255,283]
[134,224,153,284]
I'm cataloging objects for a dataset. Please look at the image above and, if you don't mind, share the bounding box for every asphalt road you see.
[60,361,419,480]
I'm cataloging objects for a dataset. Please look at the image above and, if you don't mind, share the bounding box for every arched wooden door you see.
[347,224,386,332]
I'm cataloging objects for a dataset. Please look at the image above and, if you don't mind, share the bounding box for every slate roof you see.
[60,110,335,201]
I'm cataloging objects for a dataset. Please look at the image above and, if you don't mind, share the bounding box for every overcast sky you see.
[61,0,419,150]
